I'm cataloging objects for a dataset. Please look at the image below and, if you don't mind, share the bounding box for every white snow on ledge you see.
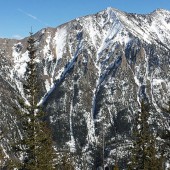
[12,44,29,78]
[152,78,164,85]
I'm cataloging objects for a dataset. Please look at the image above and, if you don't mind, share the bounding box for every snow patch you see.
[13,45,29,78]
[53,27,67,61]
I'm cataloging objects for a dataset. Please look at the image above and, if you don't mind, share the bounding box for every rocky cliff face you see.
[0,7,170,168]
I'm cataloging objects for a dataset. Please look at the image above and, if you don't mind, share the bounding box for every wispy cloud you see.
[17,8,48,26]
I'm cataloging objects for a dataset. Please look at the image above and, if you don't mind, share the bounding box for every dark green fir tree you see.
[129,100,163,170]
[12,32,55,170]
[160,100,170,167]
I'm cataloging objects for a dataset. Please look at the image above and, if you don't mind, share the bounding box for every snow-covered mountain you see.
[0,7,170,169]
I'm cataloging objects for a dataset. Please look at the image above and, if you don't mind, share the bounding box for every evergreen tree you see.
[113,162,119,170]
[160,100,170,167]
[12,32,55,170]
[129,100,162,170]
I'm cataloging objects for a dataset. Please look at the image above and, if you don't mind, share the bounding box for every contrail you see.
[17,8,49,26]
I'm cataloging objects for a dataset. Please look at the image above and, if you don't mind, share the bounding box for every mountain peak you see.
[105,7,119,12]
[104,7,125,16]
[151,8,170,15]
[154,8,170,13]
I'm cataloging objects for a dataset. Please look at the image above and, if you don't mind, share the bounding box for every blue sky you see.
[0,0,170,39]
